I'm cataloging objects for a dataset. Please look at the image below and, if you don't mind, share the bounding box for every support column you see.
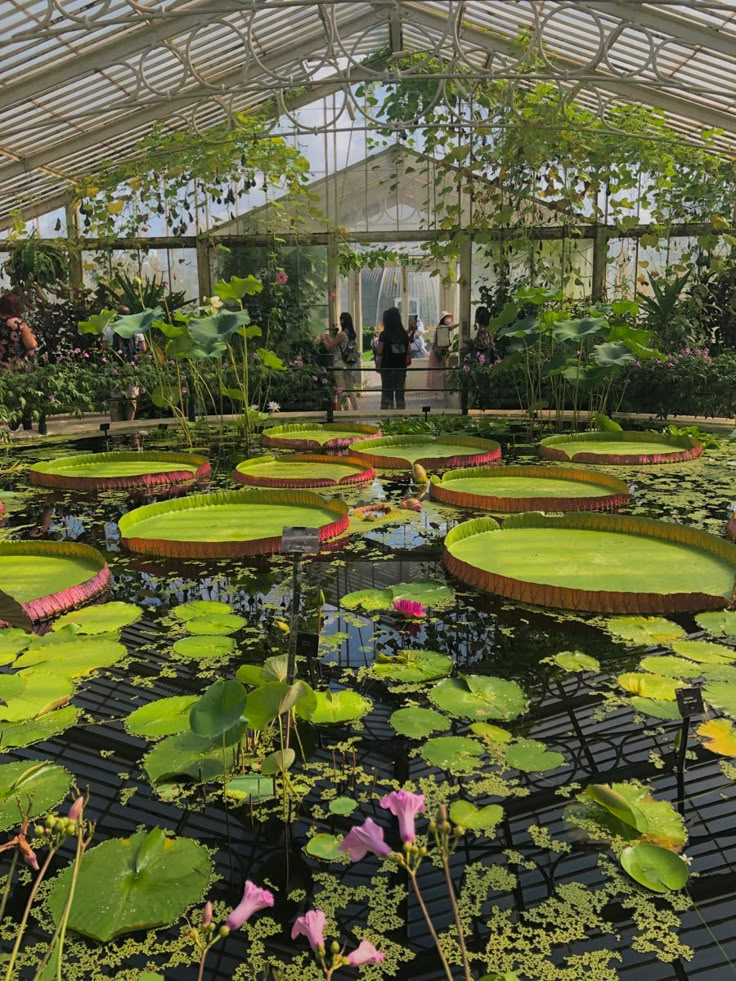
[64,200,84,294]
[327,234,339,329]
[592,225,608,302]
[459,233,473,348]
[196,239,212,302]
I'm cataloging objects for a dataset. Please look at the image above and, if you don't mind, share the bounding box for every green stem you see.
[5,845,59,981]
[442,855,471,981]
[32,827,86,981]
[197,940,217,981]
[0,849,19,922]
[409,870,453,981]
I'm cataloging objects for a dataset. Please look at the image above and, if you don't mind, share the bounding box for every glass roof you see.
[3,0,736,229]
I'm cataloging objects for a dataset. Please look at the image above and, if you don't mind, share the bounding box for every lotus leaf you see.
[617,672,683,701]
[224,774,274,801]
[47,827,212,942]
[0,628,31,664]
[504,738,565,773]
[52,601,142,635]
[429,675,528,721]
[15,637,126,678]
[389,707,450,739]
[172,636,235,659]
[371,649,453,684]
[171,600,233,620]
[329,797,358,816]
[703,680,736,717]
[0,670,72,721]
[126,696,199,739]
[190,680,247,739]
[696,717,736,756]
[639,655,703,679]
[420,736,485,773]
[112,307,163,339]
[449,800,504,833]
[261,747,296,775]
[246,681,316,730]
[236,655,289,689]
[0,705,79,749]
[695,610,736,638]
[671,639,736,664]
[469,722,513,743]
[183,613,246,635]
[306,690,372,725]
[604,617,687,647]
[0,760,72,830]
[620,842,689,893]
[569,782,686,851]
[552,316,608,342]
[629,697,681,721]
[143,732,234,785]
[305,833,345,862]
[552,650,600,672]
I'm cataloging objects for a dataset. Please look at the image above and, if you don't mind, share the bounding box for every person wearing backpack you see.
[320,312,359,410]
[375,306,410,410]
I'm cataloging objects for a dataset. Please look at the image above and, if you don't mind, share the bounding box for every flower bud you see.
[67,796,84,823]
[218,925,230,938]
[202,901,213,927]
[330,940,340,954]
[46,815,57,829]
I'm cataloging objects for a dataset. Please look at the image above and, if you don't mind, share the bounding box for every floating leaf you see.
[605,617,686,647]
[0,628,31,665]
[389,707,449,739]
[695,610,736,638]
[172,636,235,659]
[224,774,274,801]
[629,697,681,720]
[305,833,345,862]
[0,760,72,830]
[340,588,392,611]
[0,670,72,721]
[171,600,233,621]
[419,736,484,774]
[620,842,689,893]
[617,672,682,701]
[143,732,233,785]
[190,680,247,739]
[552,650,600,672]
[505,738,565,773]
[0,706,78,749]
[703,680,736,717]
[306,690,372,725]
[697,717,736,756]
[371,649,452,684]
[183,613,246,636]
[568,782,686,851]
[329,797,357,816]
[47,827,212,942]
[639,655,703,679]
[52,602,142,635]
[341,581,454,612]
[671,639,736,664]
[126,696,199,739]
[469,722,513,743]
[15,637,126,678]
[449,800,503,833]
[429,675,528,721]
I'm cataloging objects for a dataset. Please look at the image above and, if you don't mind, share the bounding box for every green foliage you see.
[0,759,72,830]
[620,843,689,893]
[429,675,528,721]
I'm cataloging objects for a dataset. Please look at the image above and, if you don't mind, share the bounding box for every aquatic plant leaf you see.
[479,974,521,981]
[236,664,266,687]
[570,782,686,851]
[695,610,736,638]
[15,637,126,678]
[126,696,199,739]
[224,775,274,801]
[183,613,246,636]
[371,649,453,684]
[306,690,372,725]
[340,588,392,611]
[0,760,72,830]
[429,675,528,721]
[391,581,455,610]
[671,639,736,664]
[329,797,357,816]
[0,628,31,664]
[47,827,212,942]
[617,672,682,701]
[629,697,681,720]
[0,670,72,721]
[305,834,345,862]
[504,738,565,773]
[189,679,247,739]
[696,717,736,756]
[469,722,513,743]
[246,681,316,730]
[620,842,689,893]
[703,680,736,717]
[639,656,703,679]
[449,800,503,833]
[52,601,142,635]
[419,736,484,773]
[172,635,235,659]
[261,748,295,775]
[552,650,600,672]
[389,707,449,739]
[604,617,687,647]
[143,732,233,784]
[0,706,78,749]
[171,600,233,621]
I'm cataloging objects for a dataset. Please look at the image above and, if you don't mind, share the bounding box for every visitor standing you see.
[471,306,500,364]
[408,315,427,358]
[320,312,359,410]
[0,292,38,430]
[427,312,456,393]
[376,306,410,410]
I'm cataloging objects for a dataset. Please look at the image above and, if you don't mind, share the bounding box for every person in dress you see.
[376,306,410,410]
[320,312,359,410]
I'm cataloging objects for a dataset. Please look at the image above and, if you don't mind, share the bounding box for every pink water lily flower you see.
[291,909,326,951]
[379,790,425,842]
[226,880,274,930]
[393,599,425,618]
[338,817,391,862]
[347,940,385,966]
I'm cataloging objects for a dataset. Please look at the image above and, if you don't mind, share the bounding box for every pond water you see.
[1,424,736,980]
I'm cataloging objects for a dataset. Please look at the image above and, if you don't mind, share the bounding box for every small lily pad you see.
[552,650,600,672]
[52,601,142,635]
[504,738,565,773]
[605,617,686,647]
[307,690,372,725]
[0,706,79,749]
[172,635,235,659]
[629,697,681,720]
[171,600,233,620]
[703,680,736,717]
[0,628,31,665]
[694,610,736,638]
[0,760,73,831]
[429,675,528,721]
[305,833,345,862]
[183,613,246,636]
[469,722,513,743]
[617,672,682,701]
[639,655,703,679]
[420,736,484,773]
[620,842,689,893]
[371,649,453,684]
[224,774,275,801]
[389,706,449,739]
[449,800,503,833]
[126,696,199,739]
[671,639,736,664]
[329,796,358,816]
[697,717,736,756]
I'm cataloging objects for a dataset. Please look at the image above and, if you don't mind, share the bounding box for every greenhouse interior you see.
[2,1,736,979]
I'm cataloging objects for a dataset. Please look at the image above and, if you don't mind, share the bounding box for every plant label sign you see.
[296,632,320,659]
[281,526,321,554]
[676,686,704,719]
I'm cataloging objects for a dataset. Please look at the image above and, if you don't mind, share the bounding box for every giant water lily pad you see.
[620,842,689,893]
[0,670,72,721]
[696,717,736,756]
[504,738,565,773]
[233,454,374,488]
[604,616,687,647]
[352,434,501,470]
[126,696,199,739]
[47,827,212,942]
[429,675,528,721]
[307,690,372,725]
[449,800,504,833]
[370,649,453,684]
[0,706,79,749]
[29,451,210,491]
[567,782,686,851]
[261,422,380,450]
[341,581,455,612]
[444,513,736,614]
[420,736,485,773]
[119,488,349,559]
[0,760,72,830]
[52,601,142,635]
[389,707,450,739]
[539,431,702,465]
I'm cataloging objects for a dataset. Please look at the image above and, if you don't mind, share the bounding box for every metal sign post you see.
[675,684,705,774]
[281,527,322,684]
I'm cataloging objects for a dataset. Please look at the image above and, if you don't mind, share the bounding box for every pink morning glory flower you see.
[291,909,326,951]
[379,790,425,842]
[338,817,391,862]
[347,940,385,966]
[226,880,274,930]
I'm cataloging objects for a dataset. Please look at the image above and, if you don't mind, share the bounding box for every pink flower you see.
[67,796,84,822]
[338,817,391,862]
[347,940,385,966]
[202,901,213,927]
[379,790,425,842]
[291,909,326,951]
[276,270,289,285]
[393,599,425,618]
[20,842,39,871]
[226,880,274,930]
